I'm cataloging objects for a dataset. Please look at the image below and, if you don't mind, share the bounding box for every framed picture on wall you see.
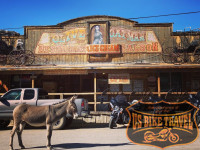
[87,21,109,44]
[87,21,110,62]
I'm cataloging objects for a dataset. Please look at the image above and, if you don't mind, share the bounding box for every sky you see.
[1,0,200,35]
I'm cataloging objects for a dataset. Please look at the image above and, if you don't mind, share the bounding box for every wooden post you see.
[94,73,97,112]
[157,73,161,97]
[60,93,64,99]
[32,79,34,88]
[30,75,37,88]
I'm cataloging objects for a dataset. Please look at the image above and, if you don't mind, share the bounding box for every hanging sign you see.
[108,74,130,84]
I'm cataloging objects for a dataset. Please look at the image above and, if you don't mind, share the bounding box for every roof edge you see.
[57,15,138,26]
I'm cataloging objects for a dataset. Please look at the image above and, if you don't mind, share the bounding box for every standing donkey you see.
[9,95,78,150]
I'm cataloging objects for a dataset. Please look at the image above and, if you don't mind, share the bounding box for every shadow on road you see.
[24,142,133,149]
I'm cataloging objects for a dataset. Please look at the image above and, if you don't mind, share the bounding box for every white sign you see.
[108,74,130,84]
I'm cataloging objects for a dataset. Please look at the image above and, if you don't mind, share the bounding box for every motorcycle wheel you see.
[109,117,116,129]
[169,133,179,143]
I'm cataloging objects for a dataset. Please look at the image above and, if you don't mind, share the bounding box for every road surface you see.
[0,126,200,150]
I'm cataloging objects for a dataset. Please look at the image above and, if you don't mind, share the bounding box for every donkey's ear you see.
[73,95,78,99]
[70,95,77,103]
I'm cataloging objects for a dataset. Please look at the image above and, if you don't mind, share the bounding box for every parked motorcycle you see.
[100,89,156,129]
[188,92,200,125]
[108,94,129,129]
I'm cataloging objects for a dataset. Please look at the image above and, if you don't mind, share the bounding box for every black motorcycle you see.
[188,92,200,125]
[109,94,135,129]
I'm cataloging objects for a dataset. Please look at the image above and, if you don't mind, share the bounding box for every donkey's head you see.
[67,95,78,119]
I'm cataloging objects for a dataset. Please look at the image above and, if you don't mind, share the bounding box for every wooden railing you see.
[0,91,198,112]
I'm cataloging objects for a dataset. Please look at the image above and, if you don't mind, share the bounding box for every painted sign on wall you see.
[35,27,161,54]
[110,27,162,53]
[35,28,87,54]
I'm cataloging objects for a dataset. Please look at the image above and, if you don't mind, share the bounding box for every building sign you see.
[86,44,121,54]
[35,27,161,54]
[126,101,199,149]
[35,28,87,54]
[110,27,162,53]
[108,74,130,84]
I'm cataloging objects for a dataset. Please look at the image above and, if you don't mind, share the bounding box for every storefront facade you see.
[0,15,200,111]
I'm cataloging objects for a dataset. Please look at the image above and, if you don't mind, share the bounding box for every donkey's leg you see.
[46,124,53,150]
[17,122,26,149]
[9,123,20,150]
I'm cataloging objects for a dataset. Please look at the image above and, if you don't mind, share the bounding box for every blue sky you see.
[1,0,200,35]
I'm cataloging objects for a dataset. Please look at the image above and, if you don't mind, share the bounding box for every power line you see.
[128,10,200,19]
[1,10,200,31]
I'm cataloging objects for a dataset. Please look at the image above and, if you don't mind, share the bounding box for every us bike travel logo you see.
[126,100,199,149]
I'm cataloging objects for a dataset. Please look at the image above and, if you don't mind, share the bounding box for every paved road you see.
[0,126,200,150]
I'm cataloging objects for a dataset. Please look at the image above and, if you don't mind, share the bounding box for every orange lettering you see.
[152,42,158,51]
[146,44,152,51]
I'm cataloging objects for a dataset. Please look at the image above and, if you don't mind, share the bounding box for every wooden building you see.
[0,15,200,111]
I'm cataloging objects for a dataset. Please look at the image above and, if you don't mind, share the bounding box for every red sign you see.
[86,44,121,54]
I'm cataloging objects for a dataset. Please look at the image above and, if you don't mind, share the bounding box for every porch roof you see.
[1,63,200,72]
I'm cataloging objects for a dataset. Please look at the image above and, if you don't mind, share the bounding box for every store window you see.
[97,74,108,92]
[81,74,94,92]
[110,84,120,92]
[171,72,182,90]
[160,73,170,92]
[70,75,80,92]
[11,75,32,89]
[123,83,132,92]
[160,72,182,92]
[133,80,144,92]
